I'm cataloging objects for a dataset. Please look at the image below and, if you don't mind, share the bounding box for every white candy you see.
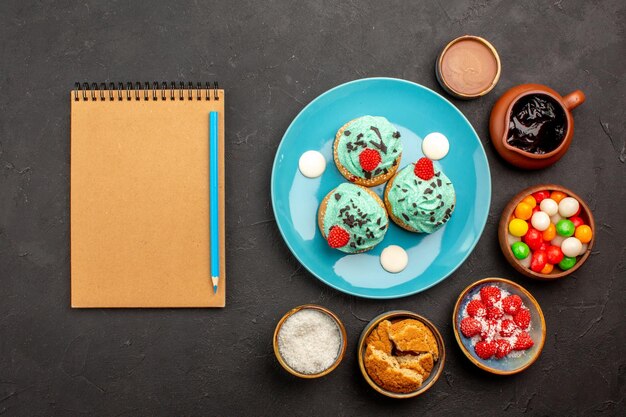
[561,237,583,258]
[298,150,326,178]
[380,245,408,273]
[531,211,551,231]
[550,213,563,225]
[540,198,559,216]
[519,255,531,268]
[507,234,521,245]
[551,235,566,247]
[558,197,580,218]
[421,132,450,160]
[579,243,588,256]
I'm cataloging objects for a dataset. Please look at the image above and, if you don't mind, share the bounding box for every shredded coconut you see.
[277,309,342,374]
[461,286,532,358]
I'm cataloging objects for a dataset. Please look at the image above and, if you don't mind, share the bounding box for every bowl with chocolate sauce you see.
[489,84,585,169]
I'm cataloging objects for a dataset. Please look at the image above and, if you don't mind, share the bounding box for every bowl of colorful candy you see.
[453,277,546,375]
[498,184,595,279]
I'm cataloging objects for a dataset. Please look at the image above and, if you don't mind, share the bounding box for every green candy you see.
[556,219,575,237]
[511,242,530,259]
[559,256,577,270]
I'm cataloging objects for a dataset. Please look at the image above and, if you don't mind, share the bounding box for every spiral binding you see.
[73,81,220,101]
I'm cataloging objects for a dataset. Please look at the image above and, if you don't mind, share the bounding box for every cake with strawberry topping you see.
[318,183,388,253]
[459,285,535,361]
[384,157,456,233]
[333,116,403,187]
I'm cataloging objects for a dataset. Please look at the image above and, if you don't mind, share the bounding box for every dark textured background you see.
[1,0,625,416]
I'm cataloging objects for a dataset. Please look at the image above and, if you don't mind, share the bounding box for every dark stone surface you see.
[1,0,624,415]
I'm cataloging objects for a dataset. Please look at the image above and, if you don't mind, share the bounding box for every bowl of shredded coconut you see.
[273,304,347,378]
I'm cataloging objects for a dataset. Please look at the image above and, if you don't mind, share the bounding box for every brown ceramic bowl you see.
[357,311,445,399]
[452,278,546,375]
[498,184,595,279]
[490,84,585,169]
[273,304,347,378]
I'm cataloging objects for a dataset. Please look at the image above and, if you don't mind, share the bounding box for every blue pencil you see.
[210,111,220,293]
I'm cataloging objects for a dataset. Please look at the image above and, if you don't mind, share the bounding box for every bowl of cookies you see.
[357,311,445,398]
[452,278,546,375]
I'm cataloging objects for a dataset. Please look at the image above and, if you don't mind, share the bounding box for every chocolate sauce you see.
[506,94,567,154]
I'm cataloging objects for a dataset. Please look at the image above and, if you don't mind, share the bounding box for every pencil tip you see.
[213,285,218,294]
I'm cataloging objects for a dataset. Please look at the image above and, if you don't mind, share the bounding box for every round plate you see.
[452,278,546,374]
[271,78,491,299]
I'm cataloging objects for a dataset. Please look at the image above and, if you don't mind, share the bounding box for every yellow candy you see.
[542,223,556,241]
[575,225,593,243]
[514,202,533,220]
[541,263,554,274]
[550,191,567,203]
[509,218,529,237]
[521,195,537,208]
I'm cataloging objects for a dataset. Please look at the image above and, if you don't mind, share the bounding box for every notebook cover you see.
[70,90,225,307]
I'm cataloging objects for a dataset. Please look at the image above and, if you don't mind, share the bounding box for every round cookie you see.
[318,183,389,253]
[384,157,456,233]
[333,116,403,187]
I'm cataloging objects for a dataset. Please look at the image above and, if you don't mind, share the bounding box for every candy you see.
[558,197,580,218]
[550,191,567,203]
[532,190,551,204]
[546,245,564,264]
[507,234,521,245]
[569,216,584,228]
[542,223,556,241]
[556,219,575,237]
[551,235,566,247]
[521,195,537,208]
[539,198,559,216]
[538,241,548,252]
[550,213,563,225]
[575,225,593,243]
[514,202,533,220]
[531,211,551,231]
[509,219,529,237]
[540,263,554,274]
[579,243,588,256]
[561,237,583,258]
[530,250,547,272]
[511,242,531,259]
[523,228,543,251]
[519,255,531,268]
[559,256,577,270]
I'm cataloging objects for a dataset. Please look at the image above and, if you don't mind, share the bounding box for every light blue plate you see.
[271,78,491,299]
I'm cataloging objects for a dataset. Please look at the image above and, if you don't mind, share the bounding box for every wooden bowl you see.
[498,184,595,280]
[452,278,546,375]
[273,304,347,378]
[357,311,445,399]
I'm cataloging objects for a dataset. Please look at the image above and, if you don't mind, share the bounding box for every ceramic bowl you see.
[273,304,347,378]
[453,278,546,375]
[498,184,595,279]
[357,311,445,398]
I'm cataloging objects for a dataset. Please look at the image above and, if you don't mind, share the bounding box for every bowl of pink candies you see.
[498,184,595,279]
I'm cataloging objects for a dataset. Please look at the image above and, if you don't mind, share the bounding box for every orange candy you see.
[521,195,537,208]
[542,223,556,241]
[540,263,554,274]
[575,225,593,243]
[514,202,533,220]
[550,191,567,203]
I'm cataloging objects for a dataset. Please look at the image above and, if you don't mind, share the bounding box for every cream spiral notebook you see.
[71,82,225,308]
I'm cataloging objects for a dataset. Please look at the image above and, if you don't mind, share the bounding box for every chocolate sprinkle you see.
[392,131,401,139]
[424,188,433,194]
[344,130,351,136]
[334,193,341,201]
[402,213,410,221]
[437,179,442,187]
[398,197,406,202]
